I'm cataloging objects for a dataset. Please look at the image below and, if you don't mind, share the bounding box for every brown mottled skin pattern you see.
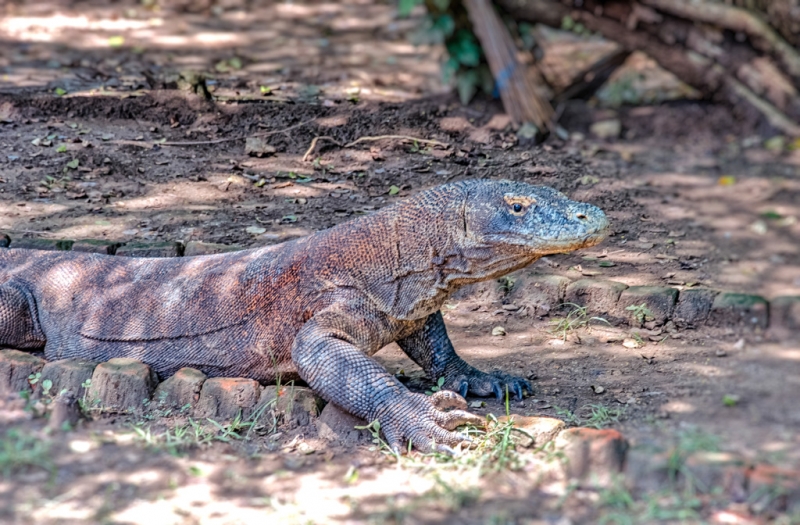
[0,180,608,452]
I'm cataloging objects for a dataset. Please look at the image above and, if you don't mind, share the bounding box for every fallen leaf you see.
[491,326,506,336]
[722,394,740,407]
[388,185,400,196]
[717,175,736,186]
[750,220,767,235]
[469,401,485,409]
[108,36,125,47]
[245,226,266,235]
[66,159,79,170]
[622,338,644,349]
[591,385,605,394]
[56,144,67,153]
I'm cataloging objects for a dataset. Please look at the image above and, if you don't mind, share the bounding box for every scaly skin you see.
[0,180,609,452]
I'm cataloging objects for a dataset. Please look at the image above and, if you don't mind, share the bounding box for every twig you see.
[302,136,343,162]
[343,135,449,149]
[115,119,316,148]
[302,134,449,162]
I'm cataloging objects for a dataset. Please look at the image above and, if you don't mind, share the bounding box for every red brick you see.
[86,358,158,413]
[152,367,206,411]
[315,403,369,445]
[0,349,46,397]
[194,377,261,421]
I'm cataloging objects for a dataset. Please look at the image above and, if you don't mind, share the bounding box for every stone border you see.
[0,351,321,429]
[2,236,797,337]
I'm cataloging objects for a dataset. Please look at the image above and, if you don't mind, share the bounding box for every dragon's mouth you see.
[534,227,610,255]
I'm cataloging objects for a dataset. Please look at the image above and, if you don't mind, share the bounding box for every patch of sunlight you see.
[115,194,183,211]
[0,202,71,227]
[684,362,731,379]
[661,400,696,414]
[3,15,162,40]
[68,439,97,454]
[275,3,343,18]
[642,172,713,188]
[774,349,800,362]
[147,32,249,48]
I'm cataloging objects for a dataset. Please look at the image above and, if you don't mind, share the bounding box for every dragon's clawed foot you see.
[445,369,533,400]
[375,390,484,454]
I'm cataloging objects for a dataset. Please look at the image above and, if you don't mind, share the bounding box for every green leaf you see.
[108,35,125,47]
[259,85,271,95]
[447,30,481,67]
[456,70,479,105]
[55,87,67,96]
[432,14,455,38]
[66,159,79,170]
[398,0,420,17]
[56,144,67,153]
[760,210,783,220]
[441,56,460,84]
[228,57,243,70]
[388,185,400,196]
[432,0,450,10]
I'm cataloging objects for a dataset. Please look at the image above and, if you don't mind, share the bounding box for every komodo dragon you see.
[0,180,608,452]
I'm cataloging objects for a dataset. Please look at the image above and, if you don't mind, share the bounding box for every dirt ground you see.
[1,0,799,524]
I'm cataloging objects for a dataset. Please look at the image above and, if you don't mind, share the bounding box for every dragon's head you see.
[462,180,609,257]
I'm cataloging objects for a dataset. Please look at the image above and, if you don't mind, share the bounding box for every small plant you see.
[583,404,624,429]
[497,275,516,294]
[0,429,54,477]
[356,420,401,460]
[425,376,446,396]
[554,404,624,428]
[550,303,609,341]
[553,406,582,427]
[665,428,720,493]
[626,303,654,325]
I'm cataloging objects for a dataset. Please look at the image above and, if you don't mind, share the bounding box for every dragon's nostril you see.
[576,213,588,220]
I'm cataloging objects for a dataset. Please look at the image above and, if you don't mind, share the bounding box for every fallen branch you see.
[722,70,800,136]
[463,0,554,129]
[302,135,449,162]
[642,0,800,80]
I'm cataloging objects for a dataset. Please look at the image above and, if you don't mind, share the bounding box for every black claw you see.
[459,381,469,398]
[514,383,524,401]
[524,380,534,394]
[493,382,503,400]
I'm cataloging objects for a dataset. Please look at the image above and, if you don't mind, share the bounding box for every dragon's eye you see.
[512,203,523,213]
